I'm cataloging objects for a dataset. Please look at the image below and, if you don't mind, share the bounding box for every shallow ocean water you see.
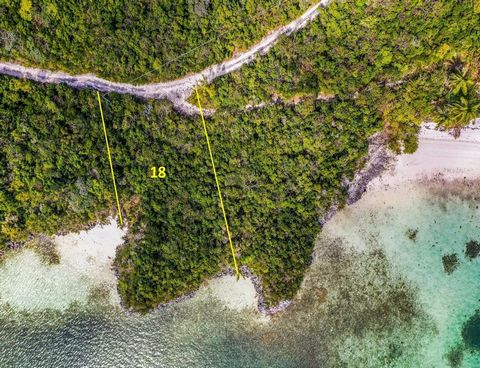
[318,180,480,367]
[0,180,479,367]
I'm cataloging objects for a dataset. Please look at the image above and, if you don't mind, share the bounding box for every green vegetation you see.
[0,0,314,82]
[0,76,378,310]
[1,0,480,311]
[0,78,223,309]
[437,62,480,134]
[198,0,480,150]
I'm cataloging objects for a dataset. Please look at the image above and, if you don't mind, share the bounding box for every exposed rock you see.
[346,133,396,205]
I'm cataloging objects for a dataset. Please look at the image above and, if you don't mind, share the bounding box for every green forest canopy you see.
[0,0,315,82]
[0,76,378,310]
[198,0,480,147]
[0,0,480,311]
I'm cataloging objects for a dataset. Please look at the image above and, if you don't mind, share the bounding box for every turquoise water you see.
[1,180,479,367]
[318,180,480,367]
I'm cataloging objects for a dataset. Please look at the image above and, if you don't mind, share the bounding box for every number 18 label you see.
[150,166,166,178]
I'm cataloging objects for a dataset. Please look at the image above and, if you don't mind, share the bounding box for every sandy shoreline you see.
[2,122,480,315]
[253,122,480,314]
[0,219,126,310]
[369,122,480,191]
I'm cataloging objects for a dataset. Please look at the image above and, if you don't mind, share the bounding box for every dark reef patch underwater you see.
[463,311,480,351]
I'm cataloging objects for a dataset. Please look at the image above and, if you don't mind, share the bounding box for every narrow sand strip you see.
[369,122,480,190]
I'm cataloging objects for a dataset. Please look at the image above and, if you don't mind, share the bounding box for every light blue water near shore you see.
[318,180,480,367]
[1,179,479,367]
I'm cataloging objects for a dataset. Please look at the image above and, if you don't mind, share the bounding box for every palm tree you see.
[447,95,480,127]
[446,55,464,73]
[450,69,474,96]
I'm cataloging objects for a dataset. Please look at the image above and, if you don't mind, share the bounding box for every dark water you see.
[1,182,480,367]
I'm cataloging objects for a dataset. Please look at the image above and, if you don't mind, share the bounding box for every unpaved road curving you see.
[0,0,330,116]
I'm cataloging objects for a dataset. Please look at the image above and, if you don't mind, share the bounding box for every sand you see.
[3,122,479,313]
[369,122,480,190]
[316,124,480,367]
[0,218,261,312]
[196,275,259,312]
[0,218,126,310]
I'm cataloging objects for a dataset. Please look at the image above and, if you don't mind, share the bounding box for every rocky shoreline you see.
[239,266,293,315]
[320,132,395,225]
[0,129,397,317]
[145,122,480,317]
[8,122,470,316]
[345,133,396,205]
[120,131,397,317]
[252,132,395,315]
[219,132,395,316]
[139,265,294,316]
[124,264,292,316]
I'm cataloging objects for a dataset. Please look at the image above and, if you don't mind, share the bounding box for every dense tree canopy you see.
[0,0,315,82]
[199,0,480,149]
[0,76,378,310]
[1,0,479,311]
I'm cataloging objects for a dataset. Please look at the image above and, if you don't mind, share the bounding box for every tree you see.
[446,95,480,127]
[19,0,32,21]
[450,69,475,96]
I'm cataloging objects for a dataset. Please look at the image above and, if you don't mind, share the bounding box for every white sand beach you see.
[0,217,261,312]
[0,219,126,310]
[369,122,480,190]
[316,122,480,367]
[196,275,258,311]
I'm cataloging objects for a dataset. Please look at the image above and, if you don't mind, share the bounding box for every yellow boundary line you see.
[194,86,240,278]
[96,92,124,226]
